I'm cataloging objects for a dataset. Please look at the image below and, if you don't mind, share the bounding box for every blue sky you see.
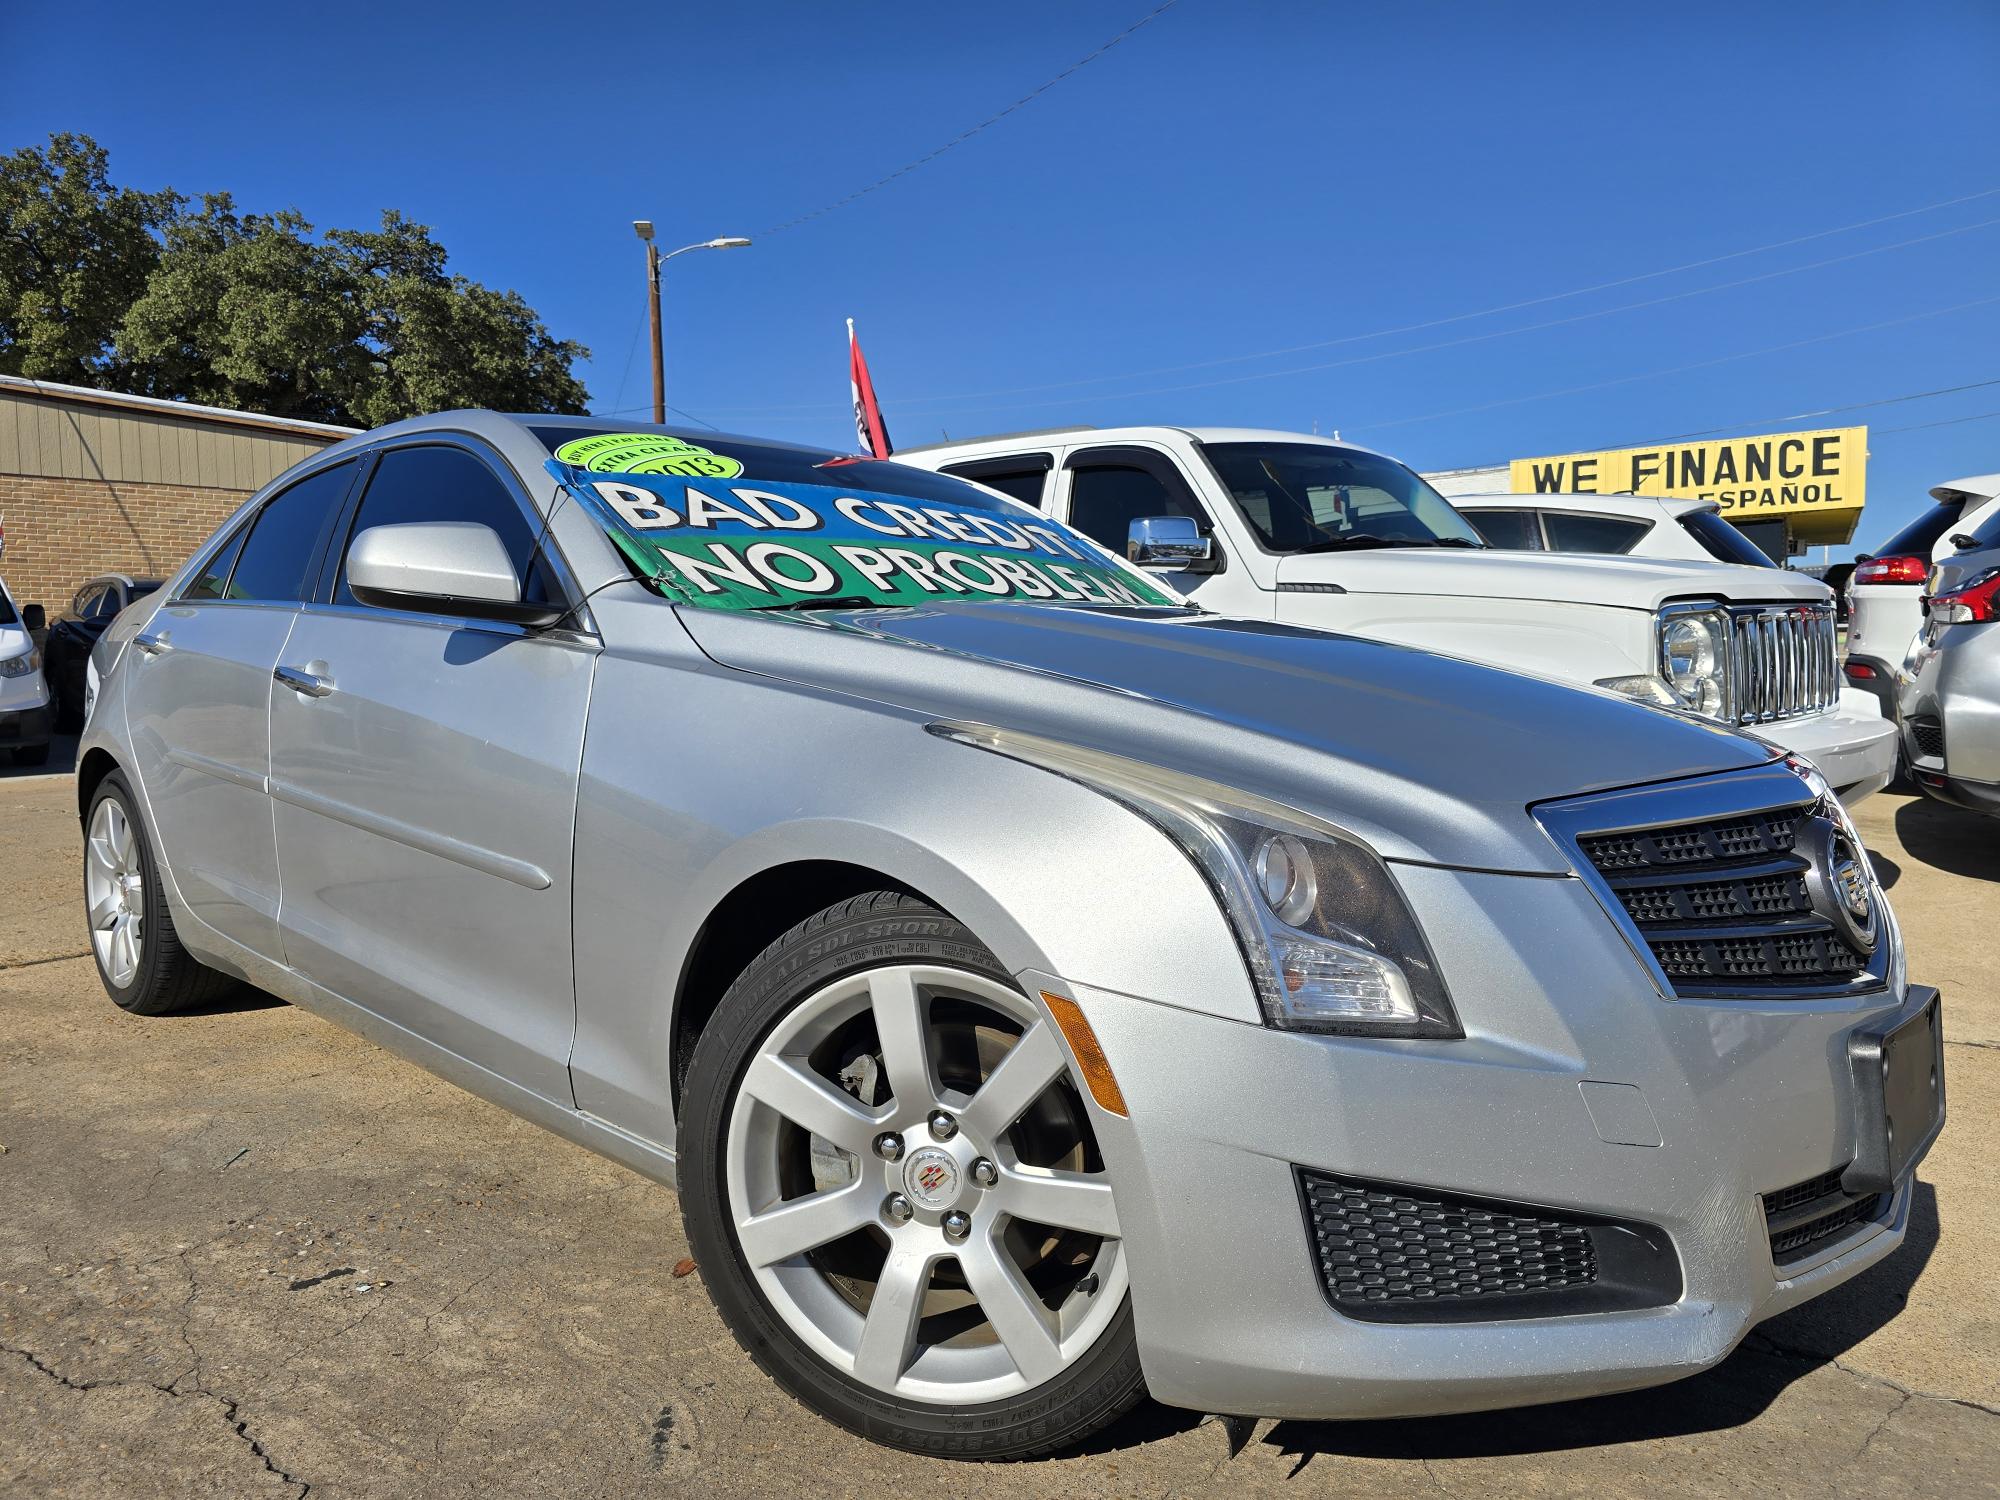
[5,0,1996,557]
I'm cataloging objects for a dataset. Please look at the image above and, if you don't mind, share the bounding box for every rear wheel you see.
[84,772,235,1014]
[681,891,1144,1458]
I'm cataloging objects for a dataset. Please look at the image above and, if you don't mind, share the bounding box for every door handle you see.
[274,664,335,699]
[133,631,171,656]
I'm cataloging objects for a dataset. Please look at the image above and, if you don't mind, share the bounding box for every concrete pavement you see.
[2,774,1994,1497]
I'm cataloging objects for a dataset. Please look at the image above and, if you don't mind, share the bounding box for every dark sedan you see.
[44,574,162,727]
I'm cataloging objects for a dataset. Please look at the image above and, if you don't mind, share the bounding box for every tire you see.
[83,771,235,1015]
[681,891,1146,1459]
[13,743,50,766]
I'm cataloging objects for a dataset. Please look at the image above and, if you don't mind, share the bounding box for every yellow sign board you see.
[1509,425,1867,522]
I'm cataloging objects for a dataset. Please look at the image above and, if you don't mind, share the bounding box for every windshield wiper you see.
[745,595,904,612]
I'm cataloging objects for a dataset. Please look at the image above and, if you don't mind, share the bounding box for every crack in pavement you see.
[0,949,89,972]
[3,1342,313,1497]
[1746,1331,2000,1419]
[1944,1038,2000,1052]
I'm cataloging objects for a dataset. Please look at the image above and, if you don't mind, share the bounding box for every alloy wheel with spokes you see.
[681,892,1146,1457]
[85,795,146,989]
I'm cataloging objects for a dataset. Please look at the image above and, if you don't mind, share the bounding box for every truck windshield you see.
[1198,443,1485,552]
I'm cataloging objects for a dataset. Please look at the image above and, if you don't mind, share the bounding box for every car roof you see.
[902,425,1396,463]
[1448,491,1706,516]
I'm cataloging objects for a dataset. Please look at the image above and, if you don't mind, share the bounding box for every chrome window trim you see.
[1533,760,1895,1004]
[290,598,600,647]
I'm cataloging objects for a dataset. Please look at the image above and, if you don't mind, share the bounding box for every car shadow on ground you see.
[1893,798,2000,883]
[1078,1182,1941,1469]
[0,729,77,780]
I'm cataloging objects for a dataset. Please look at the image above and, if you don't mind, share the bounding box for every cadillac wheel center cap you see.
[902,1147,962,1211]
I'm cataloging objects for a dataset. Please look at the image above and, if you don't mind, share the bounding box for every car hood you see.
[1274,548,1831,610]
[679,601,1770,873]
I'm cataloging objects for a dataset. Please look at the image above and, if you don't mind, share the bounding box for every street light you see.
[633,223,752,424]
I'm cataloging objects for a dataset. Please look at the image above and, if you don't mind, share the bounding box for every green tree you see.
[0,133,179,384]
[1,133,589,422]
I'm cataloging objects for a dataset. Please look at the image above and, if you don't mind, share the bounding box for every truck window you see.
[938,455,1053,510]
[1464,509,1544,550]
[1066,463,1207,555]
[1543,512,1651,555]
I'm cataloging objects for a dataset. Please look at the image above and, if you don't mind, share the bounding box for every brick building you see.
[0,374,352,613]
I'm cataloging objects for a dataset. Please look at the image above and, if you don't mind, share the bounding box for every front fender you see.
[566,645,1256,1151]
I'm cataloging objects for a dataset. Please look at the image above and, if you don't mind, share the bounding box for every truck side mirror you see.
[20,603,44,633]
[1128,515,1215,572]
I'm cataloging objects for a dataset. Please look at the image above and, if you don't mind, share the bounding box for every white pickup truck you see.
[903,426,1897,802]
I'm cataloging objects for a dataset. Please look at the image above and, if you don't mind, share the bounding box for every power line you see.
[760,1,1181,237]
[1651,377,2000,442]
[1343,294,2000,437]
[715,183,2000,413]
[1877,407,2000,435]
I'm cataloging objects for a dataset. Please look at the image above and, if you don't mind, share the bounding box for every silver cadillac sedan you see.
[77,411,1944,1458]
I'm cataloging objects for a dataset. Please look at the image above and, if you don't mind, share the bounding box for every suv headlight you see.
[0,647,41,678]
[1598,605,1730,719]
[932,723,1461,1037]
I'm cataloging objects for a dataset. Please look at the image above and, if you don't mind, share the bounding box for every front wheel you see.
[681,891,1145,1458]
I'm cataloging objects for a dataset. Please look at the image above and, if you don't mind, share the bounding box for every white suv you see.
[1446,491,1783,568]
[904,426,1897,802]
[0,573,52,767]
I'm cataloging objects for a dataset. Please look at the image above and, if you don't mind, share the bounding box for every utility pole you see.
[632,222,752,425]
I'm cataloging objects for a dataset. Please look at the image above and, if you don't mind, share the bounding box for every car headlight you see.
[931,722,1461,1037]
[0,647,41,678]
[1659,607,1729,717]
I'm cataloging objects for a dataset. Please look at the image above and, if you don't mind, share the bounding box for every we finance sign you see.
[1509,426,1867,519]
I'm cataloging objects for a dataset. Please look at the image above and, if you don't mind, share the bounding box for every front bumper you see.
[1041,866,1929,1421]
[1744,691,1898,803]
[0,702,52,749]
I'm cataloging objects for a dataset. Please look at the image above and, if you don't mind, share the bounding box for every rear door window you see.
[1463,509,1544,550]
[938,455,1054,509]
[1678,508,1777,567]
[1543,512,1651,554]
[227,461,358,602]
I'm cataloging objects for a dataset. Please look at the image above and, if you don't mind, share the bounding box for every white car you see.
[1845,472,2000,722]
[1448,491,1783,568]
[0,572,52,766]
[904,427,1897,802]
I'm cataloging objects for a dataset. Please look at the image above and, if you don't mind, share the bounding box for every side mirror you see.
[346,522,564,628]
[20,603,45,634]
[1127,515,1214,571]
[1950,533,1982,551]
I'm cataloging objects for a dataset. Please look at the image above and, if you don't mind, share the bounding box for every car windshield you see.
[1678,508,1776,568]
[535,426,1184,613]
[1198,442,1485,552]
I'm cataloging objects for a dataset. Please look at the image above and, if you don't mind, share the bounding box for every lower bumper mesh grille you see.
[1909,716,1946,761]
[1297,1170,1681,1322]
[1762,1167,1888,1267]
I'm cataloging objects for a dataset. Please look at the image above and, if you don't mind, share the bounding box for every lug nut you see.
[884,1193,913,1225]
[927,1110,958,1141]
[970,1158,998,1187]
[873,1132,904,1162]
[941,1211,971,1242]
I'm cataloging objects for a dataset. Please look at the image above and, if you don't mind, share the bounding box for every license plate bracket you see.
[1844,986,1945,1197]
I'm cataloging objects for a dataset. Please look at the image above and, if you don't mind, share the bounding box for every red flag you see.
[847,318,893,458]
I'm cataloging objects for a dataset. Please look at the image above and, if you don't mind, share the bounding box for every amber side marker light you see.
[1041,992,1129,1118]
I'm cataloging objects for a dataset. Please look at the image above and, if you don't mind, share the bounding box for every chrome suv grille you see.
[1725,602,1839,725]
[1537,764,1892,1001]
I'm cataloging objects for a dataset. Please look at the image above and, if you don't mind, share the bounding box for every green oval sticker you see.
[554,433,745,478]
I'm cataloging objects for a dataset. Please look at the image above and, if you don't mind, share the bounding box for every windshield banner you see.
[550,462,1178,611]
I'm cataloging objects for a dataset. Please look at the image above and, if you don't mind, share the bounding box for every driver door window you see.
[1065,460,1208,557]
